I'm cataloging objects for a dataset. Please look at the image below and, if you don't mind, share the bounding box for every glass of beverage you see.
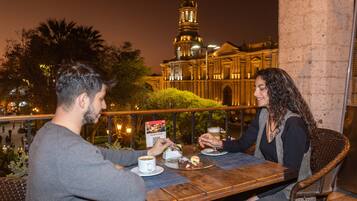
[207,127,220,139]
[207,127,221,150]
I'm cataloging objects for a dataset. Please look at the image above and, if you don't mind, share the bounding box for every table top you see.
[145,146,297,201]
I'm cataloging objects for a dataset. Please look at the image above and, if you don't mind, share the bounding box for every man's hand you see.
[114,164,124,171]
[147,138,174,156]
[246,195,259,201]
[198,133,223,148]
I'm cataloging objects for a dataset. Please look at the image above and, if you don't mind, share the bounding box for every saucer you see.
[201,148,228,156]
[130,166,164,177]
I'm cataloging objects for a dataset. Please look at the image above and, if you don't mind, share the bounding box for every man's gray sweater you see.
[26,122,147,201]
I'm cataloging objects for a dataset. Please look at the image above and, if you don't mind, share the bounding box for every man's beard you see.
[83,105,100,124]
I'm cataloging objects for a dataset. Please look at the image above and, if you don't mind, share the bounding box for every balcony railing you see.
[0,106,257,150]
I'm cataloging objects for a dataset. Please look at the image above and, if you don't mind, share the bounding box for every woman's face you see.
[254,76,269,107]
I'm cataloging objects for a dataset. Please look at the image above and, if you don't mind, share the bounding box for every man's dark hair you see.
[55,63,106,108]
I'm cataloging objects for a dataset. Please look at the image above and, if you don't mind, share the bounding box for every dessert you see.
[177,155,202,170]
[190,155,200,166]
[164,155,213,170]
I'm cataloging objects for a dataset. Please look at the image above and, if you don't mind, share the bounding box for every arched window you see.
[223,86,232,106]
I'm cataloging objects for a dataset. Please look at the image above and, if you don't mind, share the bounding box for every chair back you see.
[0,177,26,201]
[310,128,347,173]
[290,128,350,200]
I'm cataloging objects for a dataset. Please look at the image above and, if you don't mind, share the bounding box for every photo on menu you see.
[145,120,166,147]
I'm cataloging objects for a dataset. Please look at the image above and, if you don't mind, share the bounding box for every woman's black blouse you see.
[222,110,310,198]
[222,111,309,170]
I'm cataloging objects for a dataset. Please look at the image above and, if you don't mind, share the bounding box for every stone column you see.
[279,0,354,131]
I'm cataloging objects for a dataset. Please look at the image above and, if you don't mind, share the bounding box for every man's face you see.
[83,85,107,124]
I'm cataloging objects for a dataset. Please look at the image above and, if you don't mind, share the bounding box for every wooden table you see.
[146,146,297,201]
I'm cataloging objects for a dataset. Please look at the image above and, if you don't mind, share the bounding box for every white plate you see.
[201,148,228,156]
[130,166,164,177]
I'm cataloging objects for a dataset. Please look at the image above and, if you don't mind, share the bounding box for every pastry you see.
[190,155,200,166]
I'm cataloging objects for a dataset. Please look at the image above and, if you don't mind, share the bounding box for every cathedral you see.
[159,0,279,106]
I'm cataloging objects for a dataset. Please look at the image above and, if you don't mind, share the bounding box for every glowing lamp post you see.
[191,44,220,98]
[126,127,132,134]
[116,124,122,131]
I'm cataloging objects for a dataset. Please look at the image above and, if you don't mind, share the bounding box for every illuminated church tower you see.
[160,0,278,106]
[174,0,203,60]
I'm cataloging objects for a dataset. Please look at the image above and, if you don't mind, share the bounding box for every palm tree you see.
[0,19,106,113]
[37,19,76,45]
[36,18,104,64]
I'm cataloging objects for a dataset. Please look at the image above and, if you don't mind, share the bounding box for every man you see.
[26,63,172,201]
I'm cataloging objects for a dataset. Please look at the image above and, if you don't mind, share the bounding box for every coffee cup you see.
[138,155,156,173]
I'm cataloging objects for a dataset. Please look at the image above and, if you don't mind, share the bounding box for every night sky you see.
[0,0,278,73]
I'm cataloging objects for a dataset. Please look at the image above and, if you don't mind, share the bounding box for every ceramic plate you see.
[130,166,164,177]
[163,157,214,170]
[200,148,228,156]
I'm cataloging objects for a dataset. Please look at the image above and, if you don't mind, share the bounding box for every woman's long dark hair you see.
[255,68,317,138]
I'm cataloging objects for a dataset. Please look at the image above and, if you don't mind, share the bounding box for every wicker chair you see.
[290,128,350,201]
[0,177,26,201]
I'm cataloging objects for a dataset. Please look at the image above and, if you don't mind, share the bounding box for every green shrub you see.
[0,147,28,178]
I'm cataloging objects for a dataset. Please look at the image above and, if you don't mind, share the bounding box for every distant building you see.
[159,0,278,106]
[145,74,164,92]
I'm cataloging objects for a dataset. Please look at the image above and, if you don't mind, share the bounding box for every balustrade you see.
[0,106,257,150]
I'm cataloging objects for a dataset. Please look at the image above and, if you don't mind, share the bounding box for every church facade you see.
[159,0,279,106]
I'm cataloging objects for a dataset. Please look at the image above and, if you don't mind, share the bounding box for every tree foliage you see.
[99,42,149,109]
[0,19,148,113]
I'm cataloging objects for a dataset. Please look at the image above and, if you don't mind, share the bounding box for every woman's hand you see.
[198,133,223,149]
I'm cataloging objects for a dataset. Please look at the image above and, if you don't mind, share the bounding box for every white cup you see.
[163,148,182,160]
[138,155,156,173]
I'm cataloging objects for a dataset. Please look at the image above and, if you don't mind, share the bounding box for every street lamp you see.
[116,124,122,131]
[126,127,132,134]
[191,44,219,79]
[191,44,220,98]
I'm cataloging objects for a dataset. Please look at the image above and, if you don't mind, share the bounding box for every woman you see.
[199,68,317,201]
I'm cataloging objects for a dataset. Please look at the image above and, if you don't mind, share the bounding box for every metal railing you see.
[0,106,257,149]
